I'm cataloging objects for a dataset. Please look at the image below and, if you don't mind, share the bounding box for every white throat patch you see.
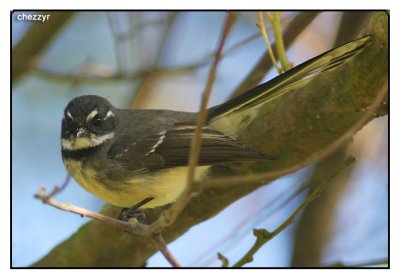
[62,132,114,150]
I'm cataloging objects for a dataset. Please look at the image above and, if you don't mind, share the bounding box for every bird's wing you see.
[109,123,274,172]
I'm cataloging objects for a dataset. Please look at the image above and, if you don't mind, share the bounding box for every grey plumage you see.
[61,35,372,208]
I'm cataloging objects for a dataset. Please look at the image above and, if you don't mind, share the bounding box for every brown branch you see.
[187,12,237,191]
[34,65,149,83]
[290,12,383,267]
[33,29,260,85]
[232,156,357,267]
[34,187,181,267]
[232,229,273,267]
[150,234,181,267]
[45,174,71,199]
[12,11,74,82]
[106,12,126,74]
[290,148,350,267]
[129,12,178,108]
[195,78,387,192]
[334,12,374,45]
[107,17,167,41]
[217,253,229,267]
[34,187,131,230]
[323,257,388,268]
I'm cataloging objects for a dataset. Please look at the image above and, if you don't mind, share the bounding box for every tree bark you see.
[290,11,378,267]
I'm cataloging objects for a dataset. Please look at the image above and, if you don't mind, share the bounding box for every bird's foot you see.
[118,197,154,223]
[119,208,147,223]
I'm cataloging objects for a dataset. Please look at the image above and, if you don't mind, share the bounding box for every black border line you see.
[10,9,389,270]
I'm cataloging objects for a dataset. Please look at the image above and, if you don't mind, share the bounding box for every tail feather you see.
[207,34,372,123]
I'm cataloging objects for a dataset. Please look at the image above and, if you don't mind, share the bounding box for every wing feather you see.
[111,123,274,172]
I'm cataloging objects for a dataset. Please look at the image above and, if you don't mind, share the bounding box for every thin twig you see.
[119,19,168,40]
[257,12,280,73]
[150,234,182,267]
[34,30,261,85]
[217,252,229,267]
[270,12,292,72]
[106,12,125,74]
[154,12,178,66]
[35,187,162,237]
[323,257,388,268]
[266,12,274,23]
[45,174,71,199]
[187,13,236,191]
[191,177,309,267]
[233,229,273,267]
[158,12,237,228]
[129,12,178,108]
[34,187,179,266]
[232,156,357,267]
[34,66,148,83]
[231,12,319,98]
[34,187,131,230]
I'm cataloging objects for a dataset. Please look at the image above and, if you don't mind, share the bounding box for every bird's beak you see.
[76,128,88,138]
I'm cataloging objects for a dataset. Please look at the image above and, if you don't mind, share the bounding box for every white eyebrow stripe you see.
[105,110,114,119]
[86,109,98,122]
[67,111,73,119]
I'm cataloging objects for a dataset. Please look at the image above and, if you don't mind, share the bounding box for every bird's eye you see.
[92,115,102,127]
[65,117,73,129]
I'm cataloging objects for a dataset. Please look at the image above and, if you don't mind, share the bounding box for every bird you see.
[61,35,371,216]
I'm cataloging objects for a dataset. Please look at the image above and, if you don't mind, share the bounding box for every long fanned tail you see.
[207,34,372,122]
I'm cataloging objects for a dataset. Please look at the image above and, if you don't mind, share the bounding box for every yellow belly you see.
[64,159,209,208]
